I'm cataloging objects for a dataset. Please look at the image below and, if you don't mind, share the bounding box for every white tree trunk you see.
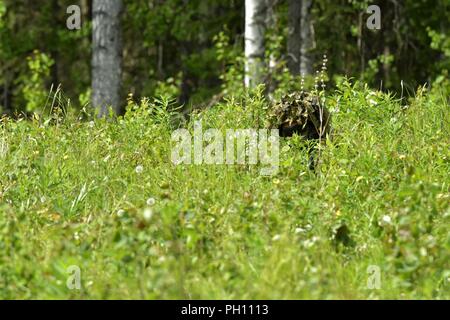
[287,0,313,76]
[92,0,123,117]
[245,0,267,88]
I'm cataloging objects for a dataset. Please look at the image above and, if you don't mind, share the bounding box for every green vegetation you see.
[0,0,449,301]
[0,82,448,299]
[1,0,449,112]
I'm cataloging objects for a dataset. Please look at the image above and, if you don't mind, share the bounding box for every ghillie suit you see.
[267,91,332,170]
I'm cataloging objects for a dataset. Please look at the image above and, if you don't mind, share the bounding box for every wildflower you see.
[272,234,281,241]
[295,227,306,234]
[146,197,156,206]
[158,256,166,263]
[143,208,153,222]
[117,209,125,217]
[303,236,320,248]
[380,215,392,226]
[89,121,95,128]
[135,165,144,174]
[300,73,305,93]
[420,247,427,257]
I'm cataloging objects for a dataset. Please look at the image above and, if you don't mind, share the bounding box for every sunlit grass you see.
[0,82,448,299]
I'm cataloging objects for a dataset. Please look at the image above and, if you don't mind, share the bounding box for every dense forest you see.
[0,0,449,114]
[0,1,448,300]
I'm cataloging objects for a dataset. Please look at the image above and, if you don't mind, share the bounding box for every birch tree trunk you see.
[245,0,267,88]
[299,0,313,76]
[92,0,123,117]
[287,0,313,76]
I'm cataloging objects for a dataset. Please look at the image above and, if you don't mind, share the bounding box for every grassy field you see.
[0,81,448,299]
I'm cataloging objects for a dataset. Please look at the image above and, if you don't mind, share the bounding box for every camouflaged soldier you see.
[268,91,331,140]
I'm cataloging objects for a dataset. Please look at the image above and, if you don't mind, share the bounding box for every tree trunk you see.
[266,0,277,95]
[1,77,9,114]
[287,0,301,75]
[299,0,313,76]
[245,0,267,88]
[50,0,60,87]
[92,0,123,117]
[287,0,313,76]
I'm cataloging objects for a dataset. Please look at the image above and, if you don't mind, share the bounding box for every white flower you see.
[135,165,144,174]
[117,209,125,217]
[420,247,427,257]
[158,256,166,263]
[272,234,281,241]
[146,197,156,206]
[89,121,95,128]
[303,236,320,248]
[380,215,392,226]
[143,208,153,221]
[295,227,306,234]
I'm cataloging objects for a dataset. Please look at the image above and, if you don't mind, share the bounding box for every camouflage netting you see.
[267,91,332,139]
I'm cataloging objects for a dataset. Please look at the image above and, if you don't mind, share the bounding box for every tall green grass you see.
[0,82,448,299]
